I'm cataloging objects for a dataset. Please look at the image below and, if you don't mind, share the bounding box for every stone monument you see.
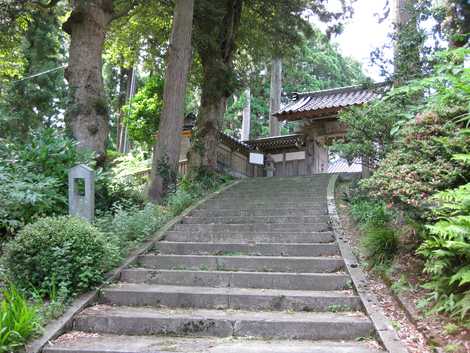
[68,164,95,222]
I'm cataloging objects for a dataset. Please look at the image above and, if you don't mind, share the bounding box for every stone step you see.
[198,202,327,210]
[173,223,331,233]
[156,241,340,256]
[211,196,326,202]
[190,208,328,217]
[45,333,384,353]
[182,215,331,224]
[213,193,325,198]
[120,269,351,291]
[101,283,362,312]
[164,231,335,243]
[137,255,344,273]
[73,306,374,340]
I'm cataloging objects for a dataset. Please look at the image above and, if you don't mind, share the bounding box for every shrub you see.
[361,117,470,219]
[346,188,398,268]
[0,129,93,236]
[0,284,41,353]
[0,165,64,236]
[96,203,168,254]
[361,226,399,268]
[349,198,391,227]
[4,216,119,297]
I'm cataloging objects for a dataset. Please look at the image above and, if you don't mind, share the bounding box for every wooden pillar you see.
[305,135,315,175]
[241,88,251,141]
[269,57,282,136]
[282,152,286,177]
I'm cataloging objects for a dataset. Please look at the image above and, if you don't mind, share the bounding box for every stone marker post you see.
[68,164,95,222]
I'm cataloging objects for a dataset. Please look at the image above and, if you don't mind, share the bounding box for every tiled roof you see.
[246,134,304,153]
[218,131,251,155]
[276,84,388,121]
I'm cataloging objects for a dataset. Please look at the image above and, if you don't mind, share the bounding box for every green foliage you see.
[334,48,470,169]
[96,203,167,255]
[123,76,164,150]
[361,226,399,268]
[346,187,398,268]
[0,4,30,81]
[349,198,392,227]
[0,129,93,236]
[14,129,93,184]
[417,182,470,319]
[0,6,67,138]
[4,216,119,298]
[0,284,41,353]
[361,117,470,217]
[0,164,64,236]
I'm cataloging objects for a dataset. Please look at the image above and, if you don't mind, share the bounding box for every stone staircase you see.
[45,176,384,353]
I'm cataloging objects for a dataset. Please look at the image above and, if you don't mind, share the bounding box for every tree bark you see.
[269,57,282,136]
[63,0,114,162]
[148,0,194,202]
[188,0,243,172]
[393,0,420,83]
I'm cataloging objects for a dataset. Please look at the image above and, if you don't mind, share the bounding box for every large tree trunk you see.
[269,57,282,137]
[393,0,420,82]
[189,83,228,170]
[63,0,114,162]
[189,0,243,172]
[148,0,194,202]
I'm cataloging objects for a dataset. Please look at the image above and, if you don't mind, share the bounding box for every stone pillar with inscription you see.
[68,164,95,222]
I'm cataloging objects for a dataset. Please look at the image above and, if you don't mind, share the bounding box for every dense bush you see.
[349,197,392,227]
[345,189,398,268]
[0,285,41,353]
[0,129,93,236]
[361,226,399,268]
[96,203,168,255]
[361,116,470,218]
[0,165,64,236]
[4,216,119,297]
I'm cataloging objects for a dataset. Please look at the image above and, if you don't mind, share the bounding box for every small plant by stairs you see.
[45,175,385,353]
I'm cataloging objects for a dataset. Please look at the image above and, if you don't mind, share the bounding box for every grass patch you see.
[0,284,41,353]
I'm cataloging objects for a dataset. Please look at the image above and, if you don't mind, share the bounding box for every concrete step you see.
[198,202,327,210]
[45,334,385,353]
[73,306,374,340]
[101,283,362,312]
[164,231,335,243]
[182,215,330,224]
[190,208,328,217]
[172,223,331,233]
[212,195,326,200]
[156,241,340,256]
[120,269,352,291]
[138,254,344,273]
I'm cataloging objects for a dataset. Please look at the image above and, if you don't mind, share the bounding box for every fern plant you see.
[418,180,470,319]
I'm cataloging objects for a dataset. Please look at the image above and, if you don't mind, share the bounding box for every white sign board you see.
[249,152,264,165]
